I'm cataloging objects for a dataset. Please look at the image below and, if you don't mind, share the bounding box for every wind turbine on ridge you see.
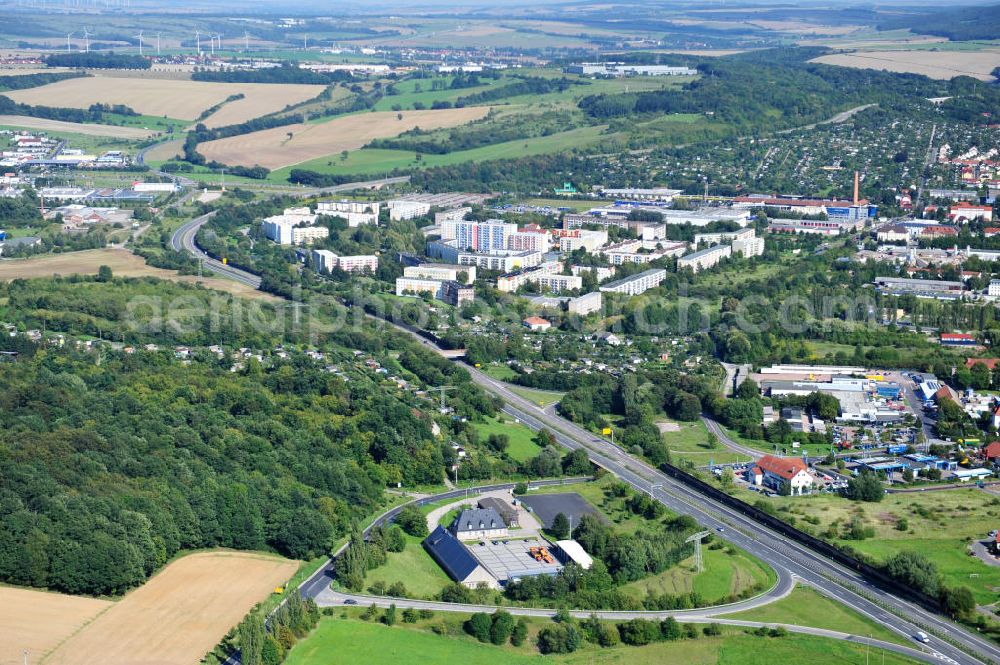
[135,30,144,56]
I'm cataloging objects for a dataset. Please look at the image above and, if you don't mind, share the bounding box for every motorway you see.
[170,214,997,665]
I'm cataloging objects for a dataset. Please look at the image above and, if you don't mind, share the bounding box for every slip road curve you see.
[168,176,411,288]
[172,225,993,665]
[301,481,932,665]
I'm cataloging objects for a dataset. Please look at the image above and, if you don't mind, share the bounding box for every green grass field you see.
[268,125,612,181]
[471,415,542,462]
[724,585,908,646]
[361,533,453,599]
[285,617,921,665]
[621,545,774,605]
[373,75,502,112]
[741,488,1000,604]
[480,364,518,381]
[509,384,565,408]
[662,419,748,465]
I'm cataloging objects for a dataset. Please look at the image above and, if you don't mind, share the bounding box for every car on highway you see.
[914,631,930,643]
[343,599,358,605]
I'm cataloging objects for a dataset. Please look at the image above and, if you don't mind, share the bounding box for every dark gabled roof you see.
[423,525,479,581]
[478,497,516,520]
[452,508,505,532]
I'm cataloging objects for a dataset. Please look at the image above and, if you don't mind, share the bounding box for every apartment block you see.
[388,200,431,221]
[599,268,667,296]
[312,249,378,273]
[439,219,518,252]
[427,240,543,272]
[677,244,732,272]
[559,229,608,253]
[434,207,471,224]
[404,263,476,284]
[571,264,616,281]
[395,277,473,305]
[317,200,380,227]
[733,236,765,258]
[496,261,582,293]
[528,291,603,315]
[693,227,756,246]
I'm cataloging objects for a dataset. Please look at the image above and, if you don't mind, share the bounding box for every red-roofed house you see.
[949,203,993,223]
[984,441,1000,462]
[920,225,959,238]
[935,384,960,404]
[966,358,1000,370]
[940,332,977,346]
[744,455,814,495]
[522,316,551,332]
[985,228,1000,238]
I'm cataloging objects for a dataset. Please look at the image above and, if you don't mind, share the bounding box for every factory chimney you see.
[853,170,860,205]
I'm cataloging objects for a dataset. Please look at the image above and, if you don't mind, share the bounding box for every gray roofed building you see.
[423,525,499,589]
[451,507,509,540]
[478,497,519,528]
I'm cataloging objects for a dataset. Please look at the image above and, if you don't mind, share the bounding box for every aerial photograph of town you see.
[1,0,1000,663]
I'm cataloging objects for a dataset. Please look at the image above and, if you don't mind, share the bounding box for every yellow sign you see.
[602,427,612,436]
[222,257,228,265]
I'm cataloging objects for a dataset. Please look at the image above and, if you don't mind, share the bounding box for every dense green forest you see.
[877,4,1000,41]
[0,275,509,596]
[0,95,138,124]
[192,64,351,85]
[43,52,151,69]
[0,71,86,92]
[367,111,581,155]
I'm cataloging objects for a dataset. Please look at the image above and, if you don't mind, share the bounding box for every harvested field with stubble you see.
[42,551,298,665]
[0,587,112,665]
[0,115,154,138]
[6,77,325,124]
[812,49,1000,81]
[0,248,278,301]
[199,107,491,170]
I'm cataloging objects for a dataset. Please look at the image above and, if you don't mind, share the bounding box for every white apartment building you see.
[396,276,442,298]
[571,265,616,281]
[262,208,326,245]
[439,219,518,252]
[388,200,432,221]
[404,263,476,284]
[262,219,328,245]
[496,262,582,293]
[641,224,667,241]
[434,207,471,224]
[603,239,687,265]
[599,268,667,296]
[317,200,380,227]
[733,236,765,258]
[508,228,550,253]
[527,291,603,315]
[559,229,608,253]
[989,280,1000,297]
[677,244,732,272]
[312,249,378,273]
[693,227,756,246]
[427,240,543,272]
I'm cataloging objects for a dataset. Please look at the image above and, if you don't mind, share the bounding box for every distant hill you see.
[877,4,1000,41]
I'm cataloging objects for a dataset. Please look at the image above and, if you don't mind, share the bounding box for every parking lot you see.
[519,492,602,529]
[470,537,563,582]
